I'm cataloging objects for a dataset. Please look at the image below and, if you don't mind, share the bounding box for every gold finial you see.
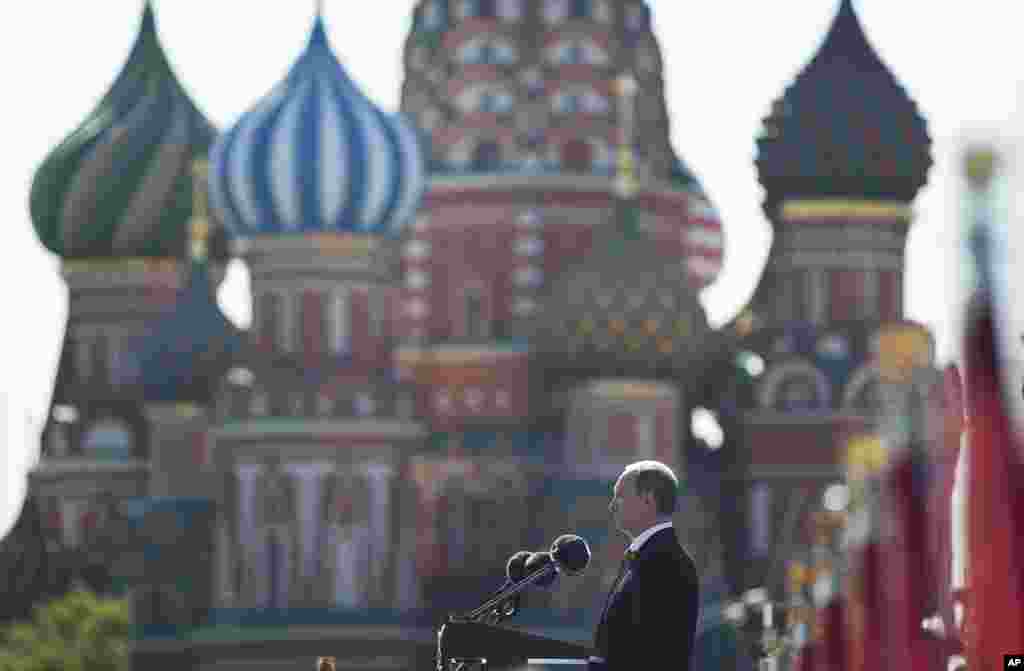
[964,144,998,190]
[190,159,211,262]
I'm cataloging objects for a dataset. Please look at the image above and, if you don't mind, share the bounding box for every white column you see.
[366,463,394,598]
[236,464,261,606]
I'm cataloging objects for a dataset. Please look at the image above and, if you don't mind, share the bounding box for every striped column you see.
[403,214,432,341]
[512,208,544,317]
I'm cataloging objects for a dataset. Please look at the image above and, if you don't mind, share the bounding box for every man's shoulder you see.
[641,529,697,576]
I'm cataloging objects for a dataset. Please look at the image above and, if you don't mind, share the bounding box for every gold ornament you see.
[964,145,999,189]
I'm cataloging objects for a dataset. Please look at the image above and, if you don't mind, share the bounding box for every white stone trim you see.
[211,420,426,441]
[31,458,150,477]
[757,360,832,410]
[279,290,296,353]
[777,250,905,270]
[809,269,827,324]
[329,287,351,355]
[862,270,880,319]
[842,364,881,409]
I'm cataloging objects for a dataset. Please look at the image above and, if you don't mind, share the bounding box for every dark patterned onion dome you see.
[532,205,712,375]
[29,4,218,259]
[755,0,932,215]
[125,260,244,404]
[209,16,425,238]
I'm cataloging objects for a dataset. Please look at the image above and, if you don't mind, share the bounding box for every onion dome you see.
[209,16,426,238]
[127,217,244,404]
[531,203,713,377]
[29,4,218,259]
[755,0,932,216]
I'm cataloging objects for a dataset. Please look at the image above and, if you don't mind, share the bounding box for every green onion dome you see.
[29,4,218,259]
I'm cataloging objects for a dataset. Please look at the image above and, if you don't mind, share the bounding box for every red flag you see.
[963,293,1024,669]
[873,322,944,671]
[960,144,1024,670]
[930,365,964,642]
[842,434,886,671]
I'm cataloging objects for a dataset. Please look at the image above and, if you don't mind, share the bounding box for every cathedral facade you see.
[0,1,934,669]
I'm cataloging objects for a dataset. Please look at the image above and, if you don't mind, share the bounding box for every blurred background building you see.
[0,1,937,669]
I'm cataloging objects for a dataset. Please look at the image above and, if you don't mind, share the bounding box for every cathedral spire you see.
[189,160,210,263]
[614,73,639,200]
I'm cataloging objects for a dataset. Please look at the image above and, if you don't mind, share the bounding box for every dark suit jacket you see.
[592,527,699,671]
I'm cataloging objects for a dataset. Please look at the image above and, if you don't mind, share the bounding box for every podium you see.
[437,619,589,671]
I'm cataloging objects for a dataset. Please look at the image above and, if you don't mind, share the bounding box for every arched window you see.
[625,4,650,32]
[497,0,523,21]
[472,141,502,171]
[463,286,488,338]
[542,0,568,24]
[91,336,109,384]
[549,37,608,66]
[457,84,514,114]
[81,419,134,460]
[552,86,607,116]
[301,290,327,358]
[259,292,282,350]
[843,366,884,414]
[758,360,832,412]
[74,339,92,383]
[457,0,504,19]
[775,376,821,412]
[420,0,446,30]
[457,37,518,65]
[569,0,592,20]
[47,423,69,457]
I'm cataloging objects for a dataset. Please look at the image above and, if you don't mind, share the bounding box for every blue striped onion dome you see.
[29,4,218,259]
[209,17,426,238]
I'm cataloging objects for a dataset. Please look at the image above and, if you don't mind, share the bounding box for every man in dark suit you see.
[591,460,699,670]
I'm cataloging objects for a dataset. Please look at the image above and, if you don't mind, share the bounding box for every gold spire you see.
[963,144,998,191]
[190,159,210,262]
[614,73,639,199]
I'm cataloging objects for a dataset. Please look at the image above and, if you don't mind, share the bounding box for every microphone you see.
[523,551,557,588]
[460,534,591,622]
[550,534,591,576]
[492,551,531,619]
[506,550,531,584]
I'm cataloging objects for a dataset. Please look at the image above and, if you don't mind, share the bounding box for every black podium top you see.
[438,619,589,670]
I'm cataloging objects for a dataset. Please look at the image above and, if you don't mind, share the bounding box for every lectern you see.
[436,618,589,671]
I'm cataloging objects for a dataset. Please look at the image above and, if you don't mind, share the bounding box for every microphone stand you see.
[460,562,557,622]
[441,562,559,671]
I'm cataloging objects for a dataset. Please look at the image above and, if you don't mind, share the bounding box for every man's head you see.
[608,460,679,538]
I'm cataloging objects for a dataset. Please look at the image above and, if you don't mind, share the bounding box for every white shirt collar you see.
[629,520,673,554]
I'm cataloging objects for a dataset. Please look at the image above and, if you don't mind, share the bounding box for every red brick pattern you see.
[830,270,863,322]
[879,269,901,321]
[655,405,675,463]
[606,412,636,454]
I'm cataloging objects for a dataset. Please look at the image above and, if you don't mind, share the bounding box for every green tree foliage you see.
[0,588,128,671]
